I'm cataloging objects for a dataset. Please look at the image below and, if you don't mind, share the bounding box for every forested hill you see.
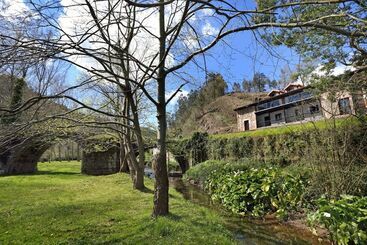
[169,72,270,136]
[171,92,266,136]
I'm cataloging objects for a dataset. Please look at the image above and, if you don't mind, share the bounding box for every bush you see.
[183,159,258,185]
[205,167,307,218]
[184,160,223,185]
[308,195,367,244]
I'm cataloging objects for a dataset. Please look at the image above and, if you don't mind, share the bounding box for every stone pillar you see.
[81,148,120,175]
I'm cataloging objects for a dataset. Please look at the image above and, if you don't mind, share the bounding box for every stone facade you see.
[320,91,367,118]
[236,105,257,131]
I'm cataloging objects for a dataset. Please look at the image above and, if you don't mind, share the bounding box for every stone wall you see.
[236,105,257,131]
[320,91,353,118]
[81,147,120,175]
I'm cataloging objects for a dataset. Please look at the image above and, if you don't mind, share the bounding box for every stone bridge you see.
[0,132,121,176]
[0,131,190,176]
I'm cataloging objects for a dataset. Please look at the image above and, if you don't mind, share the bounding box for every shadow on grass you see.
[140,187,154,194]
[0,171,80,177]
[165,212,182,221]
[35,170,81,176]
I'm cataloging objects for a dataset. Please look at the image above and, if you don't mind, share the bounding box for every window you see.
[286,91,314,103]
[275,113,282,121]
[287,93,302,103]
[257,100,280,110]
[310,104,320,114]
[338,98,352,115]
[244,120,249,131]
[295,109,300,116]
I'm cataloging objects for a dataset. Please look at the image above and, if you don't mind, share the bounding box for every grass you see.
[0,161,234,244]
[211,117,353,139]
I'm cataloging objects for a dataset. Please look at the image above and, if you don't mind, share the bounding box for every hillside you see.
[179,92,267,135]
[0,75,68,116]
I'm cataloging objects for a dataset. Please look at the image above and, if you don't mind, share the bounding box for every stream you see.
[169,177,328,245]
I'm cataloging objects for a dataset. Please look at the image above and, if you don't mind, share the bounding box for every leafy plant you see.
[308,195,367,245]
[205,167,307,219]
[183,160,251,185]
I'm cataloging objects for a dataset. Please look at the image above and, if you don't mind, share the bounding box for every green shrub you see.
[183,159,257,185]
[205,167,307,219]
[184,160,228,185]
[308,195,367,244]
[187,132,209,165]
[207,138,227,160]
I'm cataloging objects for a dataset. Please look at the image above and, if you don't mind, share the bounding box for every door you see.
[338,98,352,115]
[264,116,271,126]
[244,120,249,131]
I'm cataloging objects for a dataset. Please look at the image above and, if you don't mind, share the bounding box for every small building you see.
[235,83,367,131]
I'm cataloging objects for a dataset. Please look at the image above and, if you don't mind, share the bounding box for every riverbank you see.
[171,177,330,244]
[0,161,234,244]
[175,179,331,244]
[183,160,332,243]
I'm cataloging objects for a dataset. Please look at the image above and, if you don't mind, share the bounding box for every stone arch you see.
[166,141,190,174]
[173,154,189,174]
[0,137,52,175]
[0,133,121,176]
[40,138,82,162]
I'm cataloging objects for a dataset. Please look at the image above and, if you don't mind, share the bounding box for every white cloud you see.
[202,21,218,36]
[0,0,30,19]
[313,64,355,77]
[165,89,189,105]
[182,29,200,51]
[57,0,181,74]
[200,8,214,16]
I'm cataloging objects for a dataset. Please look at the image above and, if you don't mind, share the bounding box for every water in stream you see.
[170,178,328,245]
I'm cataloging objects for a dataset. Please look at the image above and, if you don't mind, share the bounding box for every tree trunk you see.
[119,137,129,173]
[124,129,145,190]
[152,103,169,216]
[125,91,146,190]
[152,0,169,217]
[127,92,146,189]
[134,165,145,190]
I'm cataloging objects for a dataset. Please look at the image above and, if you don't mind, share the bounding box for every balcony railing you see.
[256,111,322,128]
[256,91,314,112]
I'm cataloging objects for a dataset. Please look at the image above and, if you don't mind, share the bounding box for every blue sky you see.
[178,31,301,91]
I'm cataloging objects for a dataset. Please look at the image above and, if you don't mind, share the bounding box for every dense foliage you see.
[82,134,119,153]
[257,1,367,74]
[205,167,307,219]
[308,195,367,245]
[178,118,367,198]
[170,73,228,136]
[183,159,257,186]
[1,77,25,124]
[181,118,367,243]
[242,72,277,93]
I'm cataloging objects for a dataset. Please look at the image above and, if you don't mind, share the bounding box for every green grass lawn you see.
[0,161,234,244]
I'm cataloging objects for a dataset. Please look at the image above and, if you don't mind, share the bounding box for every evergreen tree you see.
[252,72,269,92]
[1,77,25,124]
[232,82,242,93]
[242,79,252,93]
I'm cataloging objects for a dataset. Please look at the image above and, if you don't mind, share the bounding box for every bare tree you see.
[1,0,365,217]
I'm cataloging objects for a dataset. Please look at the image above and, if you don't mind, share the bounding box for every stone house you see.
[235,83,367,131]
